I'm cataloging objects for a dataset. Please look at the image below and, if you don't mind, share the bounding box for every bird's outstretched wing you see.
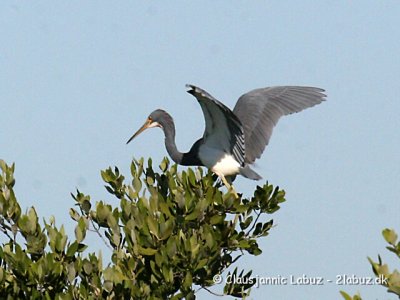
[233,86,326,164]
[186,84,245,166]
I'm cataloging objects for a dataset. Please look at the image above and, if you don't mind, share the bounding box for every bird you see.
[127,84,326,196]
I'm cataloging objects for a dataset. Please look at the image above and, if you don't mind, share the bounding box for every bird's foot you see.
[228,186,239,199]
[217,174,239,199]
[218,174,239,199]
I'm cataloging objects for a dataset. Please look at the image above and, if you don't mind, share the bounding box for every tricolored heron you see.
[127,84,326,195]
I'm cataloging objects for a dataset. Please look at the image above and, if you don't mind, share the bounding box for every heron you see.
[127,84,326,196]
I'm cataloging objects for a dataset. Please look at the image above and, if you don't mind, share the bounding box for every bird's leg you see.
[219,174,239,198]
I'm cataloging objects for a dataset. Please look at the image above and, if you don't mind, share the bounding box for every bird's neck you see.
[162,122,184,164]
[162,121,202,166]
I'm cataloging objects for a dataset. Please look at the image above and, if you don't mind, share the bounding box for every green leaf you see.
[195,258,208,271]
[183,272,193,289]
[67,263,76,283]
[382,228,398,245]
[339,291,362,300]
[253,222,263,236]
[83,260,93,275]
[146,215,159,238]
[209,214,225,225]
[240,216,253,230]
[146,176,154,185]
[66,241,79,257]
[75,217,87,243]
[160,219,174,240]
[185,210,199,221]
[138,246,158,256]
[28,207,38,231]
[159,158,169,172]
[69,208,80,221]
[81,199,91,214]
[133,177,142,193]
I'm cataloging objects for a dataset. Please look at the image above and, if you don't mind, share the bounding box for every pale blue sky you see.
[1,1,399,299]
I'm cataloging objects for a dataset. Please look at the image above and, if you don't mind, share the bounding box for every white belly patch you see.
[198,145,240,176]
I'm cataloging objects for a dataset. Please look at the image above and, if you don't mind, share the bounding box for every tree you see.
[0,158,285,299]
[341,228,400,300]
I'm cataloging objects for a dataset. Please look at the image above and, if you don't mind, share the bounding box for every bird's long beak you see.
[126,118,152,144]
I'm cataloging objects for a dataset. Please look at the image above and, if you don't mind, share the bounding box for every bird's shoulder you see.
[181,138,204,166]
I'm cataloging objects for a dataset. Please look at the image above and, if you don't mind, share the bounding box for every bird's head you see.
[126,109,172,144]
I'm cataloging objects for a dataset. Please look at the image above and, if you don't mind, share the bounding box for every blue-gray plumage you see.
[127,84,326,193]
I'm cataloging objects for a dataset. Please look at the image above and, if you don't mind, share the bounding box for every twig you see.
[231,254,243,264]
[77,203,113,251]
[89,218,113,251]
[1,225,14,241]
[245,210,261,237]
[197,286,225,297]
[0,218,15,243]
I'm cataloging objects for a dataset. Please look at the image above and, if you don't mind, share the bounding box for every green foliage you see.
[0,158,285,299]
[368,229,400,297]
[339,291,362,300]
[341,228,400,299]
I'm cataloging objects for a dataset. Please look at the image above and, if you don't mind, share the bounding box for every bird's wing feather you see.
[233,86,326,164]
[186,84,245,166]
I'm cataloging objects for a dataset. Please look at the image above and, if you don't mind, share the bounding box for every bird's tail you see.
[239,165,262,180]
